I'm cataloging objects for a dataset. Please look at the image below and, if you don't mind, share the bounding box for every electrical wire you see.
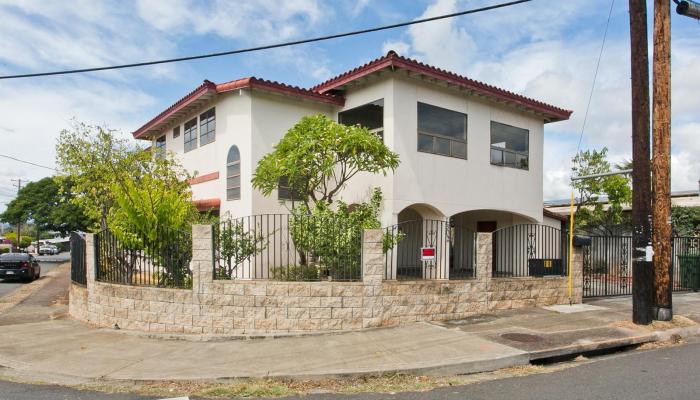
[0,0,532,80]
[575,0,616,154]
[0,153,59,172]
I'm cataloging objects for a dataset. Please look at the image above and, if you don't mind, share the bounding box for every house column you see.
[191,224,214,295]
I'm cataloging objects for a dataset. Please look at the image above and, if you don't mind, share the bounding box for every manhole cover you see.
[501,333,543,343]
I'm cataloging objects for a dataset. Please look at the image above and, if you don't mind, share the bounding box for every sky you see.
[0,0,698,214]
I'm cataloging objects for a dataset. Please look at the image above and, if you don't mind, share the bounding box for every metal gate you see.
[582,235,700,298]
[70,232,87,285]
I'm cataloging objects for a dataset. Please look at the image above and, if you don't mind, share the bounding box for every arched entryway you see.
[390,204,447,280]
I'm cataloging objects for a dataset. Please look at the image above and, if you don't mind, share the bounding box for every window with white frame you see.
[184,118,197,152]
[490,121,529,170]
[338,99,384,140]
[226,146,241,200]
[417,102,467,159]
[199,108,215,146]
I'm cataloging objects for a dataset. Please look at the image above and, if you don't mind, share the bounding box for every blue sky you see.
[0,0,698,213]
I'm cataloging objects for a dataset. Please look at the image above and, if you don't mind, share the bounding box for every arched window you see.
[226,146,241,200]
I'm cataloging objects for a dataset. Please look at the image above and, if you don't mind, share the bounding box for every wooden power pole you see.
[629,0,653,325]
[652,0,672,321]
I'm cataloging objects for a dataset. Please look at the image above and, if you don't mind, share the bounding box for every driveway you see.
[0,259,66,299]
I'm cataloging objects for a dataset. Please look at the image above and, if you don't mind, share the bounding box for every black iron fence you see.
[70,232,87,285]
[95,227,192,288]
[581,235,700,298]
[213,214,362,281]
[492,224,567,278]
[383,220,475,280]
[582,236,632,297]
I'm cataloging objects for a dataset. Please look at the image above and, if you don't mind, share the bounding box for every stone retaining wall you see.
[69,227,583,335]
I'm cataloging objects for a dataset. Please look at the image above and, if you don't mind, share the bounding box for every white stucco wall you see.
[249,91,335,216]
[389,74,545,224]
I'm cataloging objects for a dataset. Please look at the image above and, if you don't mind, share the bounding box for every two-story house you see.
[133,51,571,239]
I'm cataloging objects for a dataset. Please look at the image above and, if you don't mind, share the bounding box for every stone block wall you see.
[69,226,584,335]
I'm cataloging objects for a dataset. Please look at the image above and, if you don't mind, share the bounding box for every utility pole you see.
[629,0,653,325]
[651,0,672,321]
[10,179,23,251]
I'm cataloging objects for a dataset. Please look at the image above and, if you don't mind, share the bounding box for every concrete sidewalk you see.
[0,292,698,383]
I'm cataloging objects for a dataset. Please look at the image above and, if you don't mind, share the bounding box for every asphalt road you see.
[0,257,66,299]
[0,340,699,399]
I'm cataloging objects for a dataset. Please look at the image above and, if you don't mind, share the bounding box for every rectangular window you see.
[155,135,166,158]
[278,176,302,201]
[173,125,180,138]
[490,121,529,170]
[199,108,216,146]
[338,99,384,140]
[417,102,467,159]
[184,118,197,152]
[226,160,240,201]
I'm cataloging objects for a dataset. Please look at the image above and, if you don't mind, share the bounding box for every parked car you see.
[0,253,41,282]
[38,245,59,255]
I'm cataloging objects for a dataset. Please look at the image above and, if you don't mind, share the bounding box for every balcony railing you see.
[490,146,529,170]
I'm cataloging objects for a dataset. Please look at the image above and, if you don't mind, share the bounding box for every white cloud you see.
[136,0,327,43]
[382,40,410,55]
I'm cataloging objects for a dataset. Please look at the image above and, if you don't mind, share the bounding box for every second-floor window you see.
[199,108,216,146]
[155,135,166,158]
[490,121,529,170]
[338,99,384,140]
[173,125,180,138]
[417,102,467,159]
[184,118,197,152]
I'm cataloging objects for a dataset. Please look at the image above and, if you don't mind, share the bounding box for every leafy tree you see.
[252,114,400,210]
[571,148,632,234]
[250,115,401,274]
[672,206,700,236]
[56,122,143,230]
[0,177,91,235]
[57,122,200,287]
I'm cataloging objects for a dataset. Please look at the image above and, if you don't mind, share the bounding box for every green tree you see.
[57,123,200,287]
[252,114,399,210]
[0,177,91,236]
[671,206,700,236]
[250,115,402,276]
[571,148,632,234]
[56,122,143,230]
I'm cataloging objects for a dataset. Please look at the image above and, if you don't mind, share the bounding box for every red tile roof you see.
[132,77,343,139]
[134,51,571,139]
[312,51,572,122]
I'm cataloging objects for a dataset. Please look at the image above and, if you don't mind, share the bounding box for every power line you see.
[0,153,59,172]
[575,0,616,154]
[0,0,532,80]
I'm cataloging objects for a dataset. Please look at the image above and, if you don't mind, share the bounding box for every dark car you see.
[0,253,41,282]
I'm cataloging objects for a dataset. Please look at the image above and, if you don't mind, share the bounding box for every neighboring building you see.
[544,189,700,218]
[133,51,571,232]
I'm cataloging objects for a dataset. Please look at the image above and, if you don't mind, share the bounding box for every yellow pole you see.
[568,191,575,304]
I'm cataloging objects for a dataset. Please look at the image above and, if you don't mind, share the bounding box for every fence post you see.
[85,233,96,289]
[476,232,493,284]
[192,225,214,295]
[362,229,384,328]
[570,244,584,303]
